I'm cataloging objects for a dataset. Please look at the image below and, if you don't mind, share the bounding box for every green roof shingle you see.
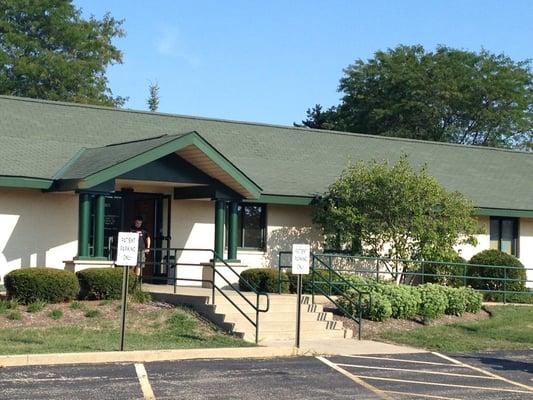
[0,95,532,211]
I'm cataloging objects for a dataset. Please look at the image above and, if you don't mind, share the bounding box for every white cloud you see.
[155,25,200,66]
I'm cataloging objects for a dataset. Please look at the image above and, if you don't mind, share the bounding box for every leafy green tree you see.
[147,81,160,112]
[313,156,478,266]
[0,0,126,106]
[303,45,532,149]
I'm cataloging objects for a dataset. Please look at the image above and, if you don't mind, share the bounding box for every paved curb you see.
[0,346,301,368]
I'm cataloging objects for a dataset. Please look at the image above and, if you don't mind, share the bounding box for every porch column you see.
[78,193,91,258]
[227,201,239,260]
[214,200,225,259]
[94,194,106,258]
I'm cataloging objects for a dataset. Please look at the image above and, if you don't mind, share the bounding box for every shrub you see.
[421,254,467,287]
[27,300,47,313]
[84,309,100,318]
[7,310,22,320]
[442,287,467,316]
[4,268,79,304]
[375,284,420,319]
[417,284,448,323]
[338,290,392,322]
[460,287,483,313]
[239,268,287,293]
[48,309,63,320]
[468,250,526,298]
[77,268,135,300]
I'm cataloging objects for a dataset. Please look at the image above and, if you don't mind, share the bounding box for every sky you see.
[74,0,533,126]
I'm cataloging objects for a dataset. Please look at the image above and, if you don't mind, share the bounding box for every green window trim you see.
[489,216,519,257]
[225,203,267,251]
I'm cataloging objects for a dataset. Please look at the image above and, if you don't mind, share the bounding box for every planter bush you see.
[239,268,287,293]
[4,267,79,304]
[338,290,392,322]
[375,283,420,319]
[442,287,468,316]
[460,287,483,313]
[467,250,526,299]
[77,268,135,300]
[416,283,448,322]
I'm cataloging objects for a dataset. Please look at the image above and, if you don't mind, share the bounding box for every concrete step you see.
[213,302,326,314]
[221,311,334,323]
[225,319,344,332]
[240,327,352,342]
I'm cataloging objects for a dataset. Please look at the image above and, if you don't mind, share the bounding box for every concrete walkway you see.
[263,339,424,355]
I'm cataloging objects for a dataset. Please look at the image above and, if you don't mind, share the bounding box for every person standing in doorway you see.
[130,216,151,278]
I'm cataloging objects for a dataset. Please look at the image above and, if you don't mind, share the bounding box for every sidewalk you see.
[0,338,424,368]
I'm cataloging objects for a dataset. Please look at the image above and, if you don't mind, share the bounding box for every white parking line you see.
[134,363,156,400]
[382,390,462,400]
[352,375,533,394]
[335,363,493,379]
[432,352,533,393]
[339,354,470,367]
[316,356,394,400]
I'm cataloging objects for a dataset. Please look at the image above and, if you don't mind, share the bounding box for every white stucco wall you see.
[168,201,323,285]
[0,189,78,284]
[457,216,533,287]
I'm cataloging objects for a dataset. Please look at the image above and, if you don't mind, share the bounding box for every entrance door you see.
[121,192,171,283]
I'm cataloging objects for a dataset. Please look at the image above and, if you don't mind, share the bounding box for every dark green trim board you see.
[94,195,105,258]
[227,201,239,260]
[78,193,91,258]
[214,200,225,258]
[475,208,533,218]
[0,176,53,189]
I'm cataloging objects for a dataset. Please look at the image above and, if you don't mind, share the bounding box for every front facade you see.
[1,96,532,286]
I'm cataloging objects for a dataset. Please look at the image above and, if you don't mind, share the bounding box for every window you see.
[490,217,519,257]
[226,203,267,250]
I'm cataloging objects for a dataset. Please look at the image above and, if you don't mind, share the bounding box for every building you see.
[0,95,532,286]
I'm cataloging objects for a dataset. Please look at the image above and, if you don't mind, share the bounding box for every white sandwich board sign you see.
[292,244,310,275]
[115,232,139,266]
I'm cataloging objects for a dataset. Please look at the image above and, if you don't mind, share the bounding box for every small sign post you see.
[115,232,139,351]
[292,244,310,349]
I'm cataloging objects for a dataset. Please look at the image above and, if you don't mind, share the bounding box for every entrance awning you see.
[52,131,262,199]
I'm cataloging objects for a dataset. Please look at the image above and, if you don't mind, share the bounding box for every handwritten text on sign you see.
[292,244,310,275]
[115,232,139,266]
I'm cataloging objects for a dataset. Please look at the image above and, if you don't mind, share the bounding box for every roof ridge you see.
[0,95,531,156]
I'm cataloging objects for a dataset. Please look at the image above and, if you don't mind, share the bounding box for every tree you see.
[303,45,532,149]
[0,0,126,107]
[313,156,478,268]
[295,104,336,130]
[147,81,160,112]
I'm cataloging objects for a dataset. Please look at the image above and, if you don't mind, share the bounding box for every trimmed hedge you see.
[416,283,448,322]
[338,290,392,322]
[375,283,420,319]
[77,268,136,300]
[468,250,526,297]
[460,287,483,313]
[4,268,79,304]
[442,286,467,316]
[239,268,287,293]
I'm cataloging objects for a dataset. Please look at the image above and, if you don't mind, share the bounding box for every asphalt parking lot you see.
[0,351,531,399]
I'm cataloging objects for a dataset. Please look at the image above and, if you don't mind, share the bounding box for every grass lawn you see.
[377,305,533,352]
[0,299,252,355]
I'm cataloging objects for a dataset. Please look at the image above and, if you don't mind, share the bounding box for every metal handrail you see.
[277,250,371,340]
[311,252,533,303]
[110,246,270,343]
[311,254,371,340]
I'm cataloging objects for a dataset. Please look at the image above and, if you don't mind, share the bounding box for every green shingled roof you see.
[0,95,532,211]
